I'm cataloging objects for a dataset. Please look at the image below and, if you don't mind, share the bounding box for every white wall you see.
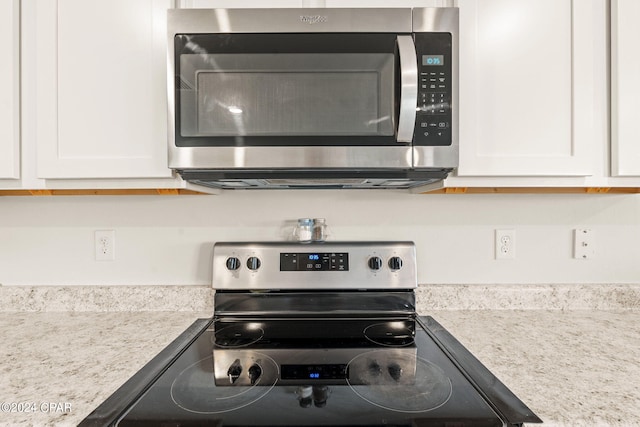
[1,191,639,286]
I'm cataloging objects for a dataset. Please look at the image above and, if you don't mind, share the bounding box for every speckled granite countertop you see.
[1,309,638,427]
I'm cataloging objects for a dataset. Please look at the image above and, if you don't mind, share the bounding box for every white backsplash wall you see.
[1,191,639,286]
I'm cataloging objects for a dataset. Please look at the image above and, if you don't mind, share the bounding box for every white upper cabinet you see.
[612,0,640,177]
[324,0,450,6]
[325,0,605,180]
[34,0,173,179]
[9,0,623,190]
[456,0,602,177]
[0,0,20,179]
[178,0,303,7]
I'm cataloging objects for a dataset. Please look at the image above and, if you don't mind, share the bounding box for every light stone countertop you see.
[0,309,638,427]
[2,284,640,312]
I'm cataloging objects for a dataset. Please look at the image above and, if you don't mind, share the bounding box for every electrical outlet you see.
[574,228,595,259]
[495,229,516,259]
[95,230,115,261]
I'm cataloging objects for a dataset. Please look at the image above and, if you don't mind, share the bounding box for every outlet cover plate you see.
[574,228,595,259]
[495,229,516,260]
[95,230,115,261]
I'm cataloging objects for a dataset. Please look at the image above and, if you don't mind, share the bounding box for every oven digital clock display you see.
[281,364,348,380]
[280,252,349,271]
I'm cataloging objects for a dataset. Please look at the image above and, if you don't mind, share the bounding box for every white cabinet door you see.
[612,0,640,176]
[456,0,600,177]
[324,0,451,6]
[0,0,20,179]
[179,0,302,7]
[35,0,173,179]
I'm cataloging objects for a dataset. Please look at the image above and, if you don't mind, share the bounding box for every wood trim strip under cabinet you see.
[419,187,640,194]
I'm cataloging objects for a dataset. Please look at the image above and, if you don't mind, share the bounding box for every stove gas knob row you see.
[225,256,261,271]
[368,256,403,271]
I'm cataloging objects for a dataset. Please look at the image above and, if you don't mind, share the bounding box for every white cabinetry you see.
[3,0,633,192]
[612,0,640,177]
[298,0,608,185]
[178,0,303,7]
[0,0,20,179]
[33,0,173,180]
[455,0,601,178]
[324,1,450,6]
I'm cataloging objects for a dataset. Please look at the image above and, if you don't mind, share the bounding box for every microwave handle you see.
[396,35,418,143]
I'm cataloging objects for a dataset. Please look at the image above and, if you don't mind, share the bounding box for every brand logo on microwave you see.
[299,15,327,24]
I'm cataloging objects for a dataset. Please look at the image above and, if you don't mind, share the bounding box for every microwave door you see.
[396,35,418,143]
[173,34,402,146]
[169,31,425,172]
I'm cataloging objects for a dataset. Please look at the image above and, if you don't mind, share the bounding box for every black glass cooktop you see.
[80,317,541,427]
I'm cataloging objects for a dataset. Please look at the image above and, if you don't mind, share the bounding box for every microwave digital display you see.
[422,55,444,66]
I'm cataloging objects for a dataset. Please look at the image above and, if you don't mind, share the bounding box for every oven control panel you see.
[280,252,349,272]
[281,364,347,380]
[212,242,417,290]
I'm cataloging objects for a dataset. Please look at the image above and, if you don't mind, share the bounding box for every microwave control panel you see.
[413,33,453,146]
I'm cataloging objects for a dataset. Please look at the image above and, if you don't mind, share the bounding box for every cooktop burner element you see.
[171,354,278,414]
[80,242,542,427]
[213,323,265,348]
[347,350,452,413]
[363,321,416,347]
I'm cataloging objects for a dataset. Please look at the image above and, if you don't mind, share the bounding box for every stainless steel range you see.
[80,242,542,426]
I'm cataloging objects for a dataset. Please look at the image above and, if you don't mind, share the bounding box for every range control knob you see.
[368,256,383,271]
[368,361,382,376]
[227,359,242,384]
[226,257,240,271]
[388,256,403,271]
[248,364,262,385]
[247,257,261,271]
[297,385,313,408]
[312,385,330,408]
[388,363,403,382]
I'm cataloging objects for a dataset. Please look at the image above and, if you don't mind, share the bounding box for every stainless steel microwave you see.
[167,8,458,190]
